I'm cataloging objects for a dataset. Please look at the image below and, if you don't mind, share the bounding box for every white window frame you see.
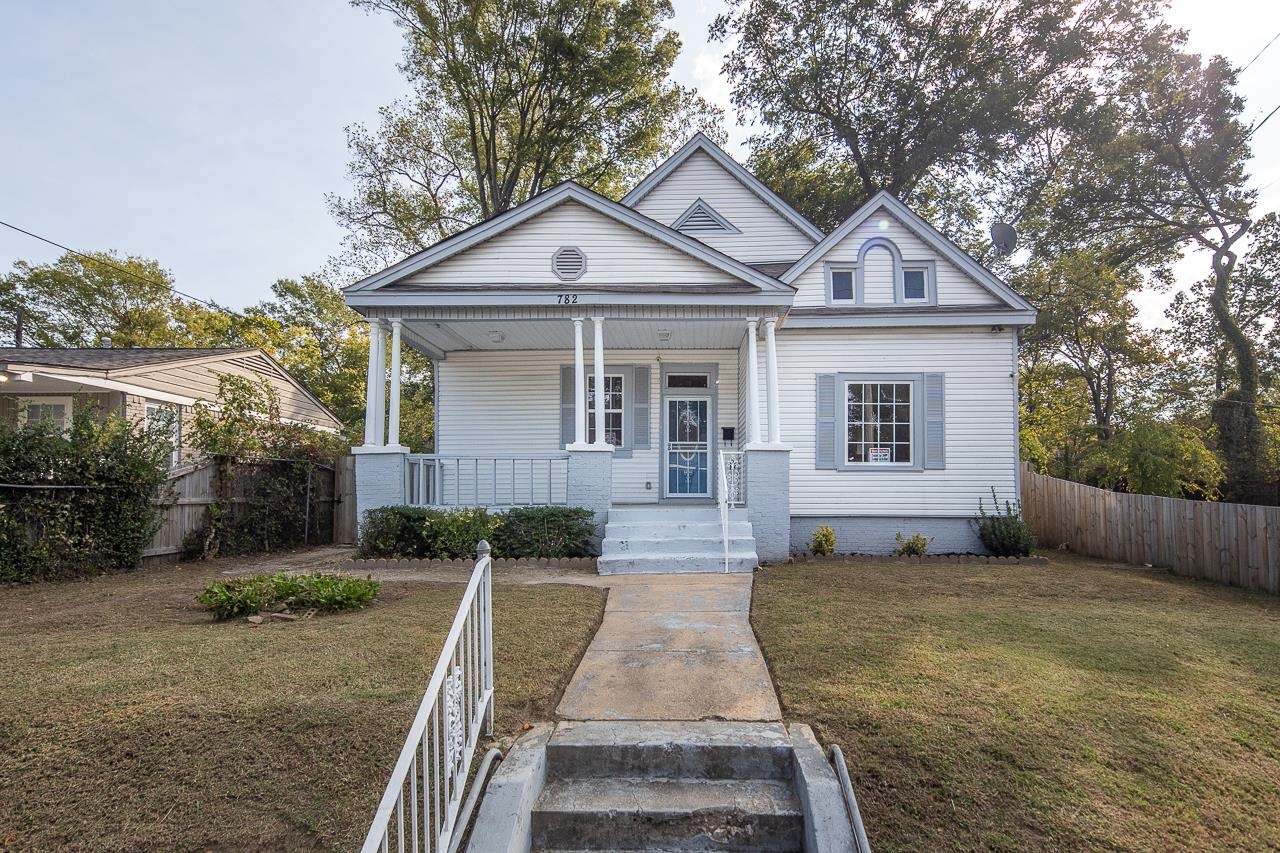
[838,375,923,471]
[825,263,857,304]
[145,399,182,467]
[900,263,934,304]
[17,396,74,432]
[587,372,625,448]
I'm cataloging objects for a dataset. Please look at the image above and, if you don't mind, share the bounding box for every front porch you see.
[351,309,792,563]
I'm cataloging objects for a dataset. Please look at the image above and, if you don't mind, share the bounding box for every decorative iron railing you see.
[405,454,569,507]
[720,450,745,508]
[361,541,494,853]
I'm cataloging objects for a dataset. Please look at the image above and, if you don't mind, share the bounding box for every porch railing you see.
[361,541,494,853]
[406,454,570,507]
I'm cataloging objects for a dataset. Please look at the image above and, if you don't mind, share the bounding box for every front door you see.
[665,396,711,497]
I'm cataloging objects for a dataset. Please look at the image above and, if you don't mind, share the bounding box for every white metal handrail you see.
[830,745,873,853]
[717,453,730,574]
[405,453,569,508]
[361,541,494,853]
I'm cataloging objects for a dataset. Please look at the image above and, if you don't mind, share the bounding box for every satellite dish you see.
[990,222,1018,256]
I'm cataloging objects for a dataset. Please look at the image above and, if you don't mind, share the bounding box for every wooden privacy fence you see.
[1020,463,1280,595]
[144,455,358,560]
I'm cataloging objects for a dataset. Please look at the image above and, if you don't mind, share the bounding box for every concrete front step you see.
[547,722,793,781]
[596,553,758,574]
[605,521,755,539]
[530,777,804,852]
[608,506,747,524]
[601,536,758,556]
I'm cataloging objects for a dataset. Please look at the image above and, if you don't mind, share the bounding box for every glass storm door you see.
[666,397,710,497]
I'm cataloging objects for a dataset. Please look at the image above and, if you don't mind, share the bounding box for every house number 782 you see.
[555,294,579,304]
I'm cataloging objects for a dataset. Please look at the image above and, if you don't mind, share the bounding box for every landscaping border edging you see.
[339,556,598,572]
[790,552,1049,566]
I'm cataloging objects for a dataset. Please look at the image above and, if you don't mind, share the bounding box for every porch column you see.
[363,318,380,446]
[745,318,761,445]
[592,317,606,446]
[387,319,403,448]
[572,318,587,446]
[372,322,387,445]
[764,317,781,444]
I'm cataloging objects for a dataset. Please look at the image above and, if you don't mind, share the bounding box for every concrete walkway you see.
[556,573,782,722]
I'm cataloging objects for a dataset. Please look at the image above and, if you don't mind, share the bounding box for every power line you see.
[1250,102,1280,138]
[0,218,242,317]
[1241,30,1280,74]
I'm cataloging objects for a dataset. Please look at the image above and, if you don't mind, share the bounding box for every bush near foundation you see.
[975,488,1037,557]
[358,505,596,559]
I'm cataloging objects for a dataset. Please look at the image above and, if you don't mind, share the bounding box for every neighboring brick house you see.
[0,347,342,467]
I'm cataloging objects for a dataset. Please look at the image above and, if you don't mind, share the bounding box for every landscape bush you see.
[358,505,596,559]
[975,488,1037,557]
[197,572,380,620]
[809,524,837,556]
[0,406,171,582]
[893,532,933,556]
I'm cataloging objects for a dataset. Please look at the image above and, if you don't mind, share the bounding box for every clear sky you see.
[1,1,1277,327]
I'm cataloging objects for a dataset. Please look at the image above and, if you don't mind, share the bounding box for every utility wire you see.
[1249,102,1280,138]
[0,218,243,317]
[1241,30,1280,74]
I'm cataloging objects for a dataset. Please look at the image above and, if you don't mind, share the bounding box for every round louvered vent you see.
[552,246,587,281]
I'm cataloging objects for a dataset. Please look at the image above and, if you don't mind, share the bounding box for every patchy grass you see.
[752,551,1280,852]
[0,562,604,851]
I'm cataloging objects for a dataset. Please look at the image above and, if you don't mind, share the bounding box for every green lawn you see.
[0,563,604,851]
[751,552,1280,852]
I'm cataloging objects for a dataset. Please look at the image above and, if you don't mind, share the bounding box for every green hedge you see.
[0,407,171,582]
[358,505,596,560]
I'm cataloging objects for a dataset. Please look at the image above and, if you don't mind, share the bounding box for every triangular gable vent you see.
[673,199,740,235]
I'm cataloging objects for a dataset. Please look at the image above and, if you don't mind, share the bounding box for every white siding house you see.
[345,133,1036,567]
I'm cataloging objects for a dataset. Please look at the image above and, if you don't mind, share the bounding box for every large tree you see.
[330,0,722,272]
[711,0,1163,237]
[1049,41,1261,501]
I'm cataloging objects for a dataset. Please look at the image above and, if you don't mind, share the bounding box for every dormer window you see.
[903,267,927,301]
[830,268,854,302]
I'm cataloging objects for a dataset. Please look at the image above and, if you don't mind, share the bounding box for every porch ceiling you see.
[403,316,752,355]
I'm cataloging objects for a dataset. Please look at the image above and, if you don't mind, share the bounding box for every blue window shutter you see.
[632,366,650,449]
[815,374,836,469]
[560,365,575,448]
[924,373,946,469]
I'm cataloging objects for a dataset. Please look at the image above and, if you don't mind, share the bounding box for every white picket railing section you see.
[361,542,494,853]
[405,454,569,507]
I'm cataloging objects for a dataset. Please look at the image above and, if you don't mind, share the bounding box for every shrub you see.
[0,405,171,582]
[358,505,595,559]
[975,488,1037,557]
[197,572,380,620]
[809,524,836,556]
[894,532,933,556]
[491,506,595,558]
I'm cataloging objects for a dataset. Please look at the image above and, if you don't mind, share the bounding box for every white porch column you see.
[745,318,761,445]
[592,317,606,446]
[764,316,781,444]
[362,318,380,445]
[387,319,403,447]
[572,318,586,446]
[372,322,387,445]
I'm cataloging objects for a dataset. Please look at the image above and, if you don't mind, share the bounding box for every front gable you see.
[345,182,794,306]
[782,192,1035,322]
[623,135,822,265]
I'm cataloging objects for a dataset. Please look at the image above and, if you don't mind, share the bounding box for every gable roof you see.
[780,191,1035,312]
[0,347,342,429]
[622,133,825,243]
[0,347,256,372]
[343,181,795,295]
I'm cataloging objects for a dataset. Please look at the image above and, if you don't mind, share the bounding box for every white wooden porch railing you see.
[405,454,569,507]
[361,541,494,853]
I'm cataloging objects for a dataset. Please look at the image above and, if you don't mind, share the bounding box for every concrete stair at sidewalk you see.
[597,506,759,575]
[531,722,803,852]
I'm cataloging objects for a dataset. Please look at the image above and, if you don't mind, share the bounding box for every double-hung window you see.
[845,380,913,465]
[587,374,624,447]
[829,267,855,303]
[146,400,182,466]
[19,397,73,433]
